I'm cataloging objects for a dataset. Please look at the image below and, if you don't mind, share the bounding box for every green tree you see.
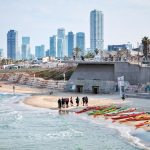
[142,36,150,60]
[73,47,81,58]
[94,48,99,55]
[84,51,94,58]
[1,59,6,65]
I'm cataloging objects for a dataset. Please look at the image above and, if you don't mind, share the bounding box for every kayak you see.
[112,112,145,120]
[135,120,150,128]
[76,106,105,114]
[105,108,136,117]
[124,114,150,121]
[93,108,118,117]
[88,106,118,115]
[104,107,130,116]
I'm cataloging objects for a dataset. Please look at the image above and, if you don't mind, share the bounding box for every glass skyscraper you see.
[57,28,65,58]
[35,45,45,59]
[90,9,104,51]
[21,37,30,60]
[50,35,57,57]
[68,31,74,57]
[0,49,3,58]
[7,30,18,60]
[76,32,85,56]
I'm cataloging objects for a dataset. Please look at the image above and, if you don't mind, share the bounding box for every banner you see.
[118,76,125,97]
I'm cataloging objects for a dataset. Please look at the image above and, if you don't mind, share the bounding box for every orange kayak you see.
[120,114,150,122]
[112,112,145,121]
[135,120,150,128]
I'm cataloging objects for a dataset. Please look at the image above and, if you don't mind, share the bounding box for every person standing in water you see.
[58,99,62,109]
[85,96,88,106]
[76,96,80,106]
[122,94,125,101]
[13,85,15,95]
[70,97,73,106]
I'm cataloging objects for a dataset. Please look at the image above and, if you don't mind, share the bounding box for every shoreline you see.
[0,81,150,132]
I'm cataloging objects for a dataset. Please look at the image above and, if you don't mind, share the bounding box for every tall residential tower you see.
[68,31,74,57]
[50,35,57,57]
[7,30,18,60]
[90,9,104,51]
[57,28,65,58]
[21,37,30,60]
[76,32,85,56]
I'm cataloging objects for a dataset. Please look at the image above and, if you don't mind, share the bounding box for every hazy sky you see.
[0,0,150,56]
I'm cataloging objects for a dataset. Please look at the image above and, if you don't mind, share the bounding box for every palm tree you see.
[73,47,81,58]
[94,48,99,55]
[142,36,150,60]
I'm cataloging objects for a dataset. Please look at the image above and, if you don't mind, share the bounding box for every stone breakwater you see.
[0,73,66,90]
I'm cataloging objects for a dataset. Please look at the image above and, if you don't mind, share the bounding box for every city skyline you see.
[0,0,150,57]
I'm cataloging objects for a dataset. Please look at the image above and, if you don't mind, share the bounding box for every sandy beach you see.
[0,81,150,132]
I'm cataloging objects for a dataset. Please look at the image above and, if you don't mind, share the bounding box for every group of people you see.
[58,96,88,109]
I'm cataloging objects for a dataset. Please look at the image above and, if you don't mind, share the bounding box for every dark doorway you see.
[92,86,99,94]
[76,85,83,93]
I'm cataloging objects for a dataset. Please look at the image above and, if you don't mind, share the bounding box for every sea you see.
[0,93,149,150]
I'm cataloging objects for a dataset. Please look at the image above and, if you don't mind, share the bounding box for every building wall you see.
[71,64,114,81]
[108,44,132,51]
[114,63,150,84]
[66,62,150,93]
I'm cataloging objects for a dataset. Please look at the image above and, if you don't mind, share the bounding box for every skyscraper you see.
[21,37,30,60]
[0,49,3,58]
[76,32,85,56]
[57,28,65,58]
[7,30,18,60]
[68,31,74,57]
[64,35,68,57]
[50,35,57,57]
[90,9,104,51]
[35,45,45,59]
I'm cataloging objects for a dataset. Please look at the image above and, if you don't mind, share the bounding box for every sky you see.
[0,0,150,56]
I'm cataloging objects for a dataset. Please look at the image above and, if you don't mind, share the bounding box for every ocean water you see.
[0,93,149,150]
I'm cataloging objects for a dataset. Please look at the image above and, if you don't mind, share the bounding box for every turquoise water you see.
[0,93,149,150]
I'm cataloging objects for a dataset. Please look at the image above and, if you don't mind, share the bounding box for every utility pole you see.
[137,42,140,65]
[63,73,65,82]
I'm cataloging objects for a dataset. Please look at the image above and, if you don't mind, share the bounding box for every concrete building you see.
[65,62,150,94]
[50,35,57,57]
[57,28,65,58]
[35,45,45,59]
[108,43,132,51]
[68,31,74,57]
[21,37,30,60]
[76,32,85,56]
[7,30,18,60]
[90,9,104,51]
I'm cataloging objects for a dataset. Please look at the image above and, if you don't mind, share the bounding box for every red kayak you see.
[76,106,109,114]
[112,112,145,121]
[135,120,150,128]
